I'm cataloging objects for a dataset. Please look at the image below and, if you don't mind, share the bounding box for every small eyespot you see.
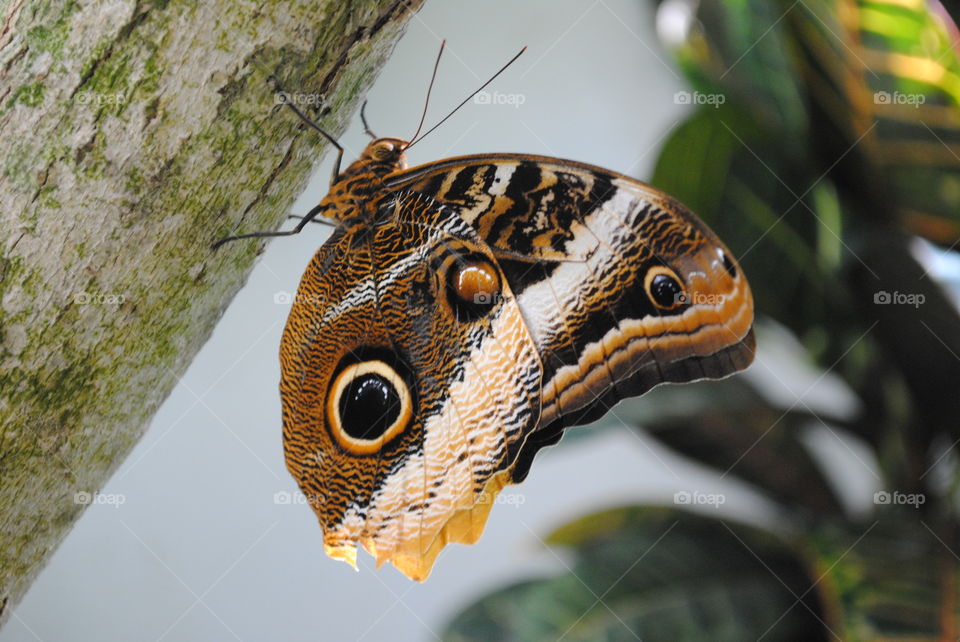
[719,248,738,279]
[326,360,412,454]
[429,241,504,320]
[644,266,686,309]
[452,261,501,307]
[443,258,502,320]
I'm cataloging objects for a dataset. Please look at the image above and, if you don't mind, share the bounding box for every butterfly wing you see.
[280,192,542,581]
[387,154,755,480]
[283,153,755,583]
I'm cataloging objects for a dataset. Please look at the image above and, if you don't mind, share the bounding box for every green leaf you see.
[668,0,810,150]
[444,507,829,641]
[615,376,847,516]
[670,0,960,241]
[787,0,960,243]
[650,99,861,355]
[809,515,960,638]
[651,0,960,458]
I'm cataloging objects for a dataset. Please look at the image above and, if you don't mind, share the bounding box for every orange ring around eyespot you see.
[325,360,413,455]
[643,265,686,310]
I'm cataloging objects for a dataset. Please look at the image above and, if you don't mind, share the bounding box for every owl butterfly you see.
[215,47,754,581]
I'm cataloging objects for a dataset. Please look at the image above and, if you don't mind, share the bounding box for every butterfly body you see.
[277,137,755,580]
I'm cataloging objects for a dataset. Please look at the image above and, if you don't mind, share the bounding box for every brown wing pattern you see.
[388,155,755,480]
[279,142,754,583]
[280,190,542,580]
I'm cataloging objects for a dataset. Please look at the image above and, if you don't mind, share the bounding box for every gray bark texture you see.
[0,0,425,626]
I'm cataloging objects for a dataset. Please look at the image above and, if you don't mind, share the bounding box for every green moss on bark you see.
[0,0,423,628]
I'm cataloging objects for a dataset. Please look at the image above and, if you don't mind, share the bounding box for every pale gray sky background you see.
[1,1,876,641]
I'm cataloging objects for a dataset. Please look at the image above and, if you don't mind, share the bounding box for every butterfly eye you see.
[644,266,687,309]
[326,360,412,454]
[450,260,501,311]
[371,141,395,161]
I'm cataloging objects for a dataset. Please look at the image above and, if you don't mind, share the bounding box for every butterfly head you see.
[359,137,410,173]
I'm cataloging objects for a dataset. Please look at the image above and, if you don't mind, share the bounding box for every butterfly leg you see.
[210,201,334,249]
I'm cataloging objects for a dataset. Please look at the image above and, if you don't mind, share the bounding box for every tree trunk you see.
[0,0,424,626]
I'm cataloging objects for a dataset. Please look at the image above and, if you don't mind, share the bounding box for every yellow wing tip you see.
[324,542,358,571]
[323,470,514,581]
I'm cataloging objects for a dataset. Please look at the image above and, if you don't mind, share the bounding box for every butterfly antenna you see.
[268,75,346,186]
[360,100,376,138]
[269,75,342,152]
[407,39,446,145]
[405,46,527,151]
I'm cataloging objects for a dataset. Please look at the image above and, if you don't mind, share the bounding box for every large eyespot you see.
[644,265,687,309]
[326,360,412,454]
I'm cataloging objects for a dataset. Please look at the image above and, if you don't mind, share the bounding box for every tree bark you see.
[0,0,424,626]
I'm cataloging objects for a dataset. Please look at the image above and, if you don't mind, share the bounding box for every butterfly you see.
[215,48,755,581]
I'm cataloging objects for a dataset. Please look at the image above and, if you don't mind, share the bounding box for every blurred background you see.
[4,0,960,640]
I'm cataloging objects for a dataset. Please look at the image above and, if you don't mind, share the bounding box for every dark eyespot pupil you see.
[339,374,400,440]
[721,251,737,278]
[650,273,683,308]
